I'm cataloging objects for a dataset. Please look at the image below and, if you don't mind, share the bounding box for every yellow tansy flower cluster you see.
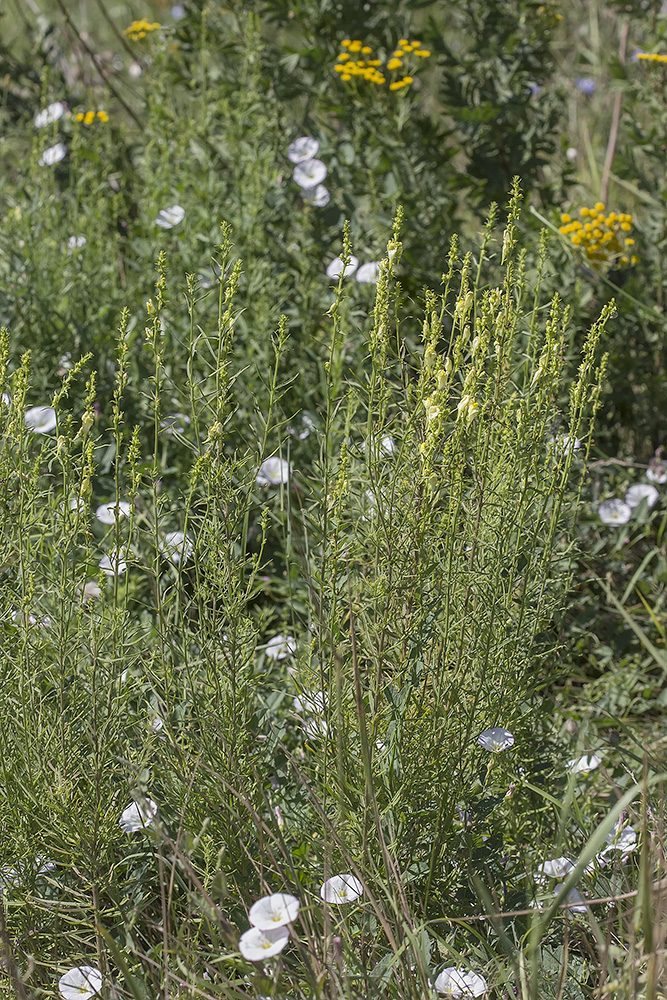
[333,37,430,91]
[124,18,161,40]
[636,52,667,63]
[76,110,109,124]
[559,203,638,268]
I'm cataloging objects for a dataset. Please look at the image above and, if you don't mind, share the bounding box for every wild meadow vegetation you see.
[0,0,667,997]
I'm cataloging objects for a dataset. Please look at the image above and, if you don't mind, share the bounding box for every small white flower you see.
[95,500,131,524]
[256,457,290,486]
[598,498,631,524]
[293,158,327,189]
[99,548,128,576]
[25,405,57,433]
[156,205,185,229]
[67,235,87,250]
[239,925,290,961]
[535,857,575,883]
[288,412,317,439]
[82,581,102,603]
[356,261,381,284]
[35,102,65,128]
[560,887,587,913]
[601,822,637,858]
[320,874,363,904]
[647,460,667,484]
[362,434,395,456]
[159,530,194,564]
[171,3,185,17]
[625,483,659,509]
[119,798,158,833]
[288,136,319,163]
[293,690,328,736]
[248,893,300,930]
[326,255,359,279]
[434,967,488,997]
[265,634,296,660]
[566,754,601,775]
[39,142,67,166]
[160,412,191,435]
[477,727,514,753]
[303,184,330,207]
[548,432,581,457]
[566,147,578,162]
[58,967,103,1000]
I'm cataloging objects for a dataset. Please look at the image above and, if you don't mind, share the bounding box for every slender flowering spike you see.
[598,498,631,524]
[119,798,158,833]
[625,483,659,509]
[265,634,296,660]
[326,255,359,279]
[156,205,185,229]
[248,893,300,930]
[239,925,289,961]
[356,261,381,284]
[39,142,67,166]
[58,967,103,1000]
[95,500,131,524]
[302,184,330,207]
[288,136,319,163]
[434,967,488,997]
[320,874,363,904]
[256,457,290,486]
[535,857,575,883]
[159,531,194,564]
[293,158,327,189]
[477,727,514,753]
[25,405,57,433]
[566,753,601,775]
[35,102,65,128]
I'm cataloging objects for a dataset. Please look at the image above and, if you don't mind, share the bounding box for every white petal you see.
[320,874,363,903]
[477,727,514,752]
[287,136,319,163]
[326,255,359,279]
[598,498,631,524]
[39,142,67,166]
[119,798,158,833]
[25,405,57,433]
[248,893,300,929]
[356,261,381,284]
[256,457,290,485]
[293,158,327,189]
[95,501,131,524]
[239,925,289,961]
[35,102,65,128]
[156,205,185,229]
[58,967,103,1000]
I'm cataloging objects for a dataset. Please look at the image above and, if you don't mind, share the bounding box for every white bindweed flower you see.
[303,184,330,207]
[159,530,194,565]
[566,146,578,162]
[434,967,488,997]
[248,893,300,930]
[95,500,131,524]
[39,142,67,166]
[25,405,57,434]
[601,822,637,858]
[58,967,103,1000]
[320,874,363,904]
[535,857,575,883]
[566,754,601,775]
[288,412,317,439]
[647,460,667,484]
[239,925,290,961]
[362,434,395,456]
[560,887,587,913]
[625,483,659,509]
[477,727,514,753]
[256,457,290,486]
[99,548,128,576]
[82,581,102,603]
[326,255,358,279]
[288,136,319,163]
[156,205,185,229]
[160,412,191,435]
[119,798,158,833]
[548,432,581,457]
[598,498,631,525]
[293,690,328,736]
[356,261,381,284]
[67,235,87,250]
[35,102,65,128]
[293,158,327,189]
[265,634,296,660]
